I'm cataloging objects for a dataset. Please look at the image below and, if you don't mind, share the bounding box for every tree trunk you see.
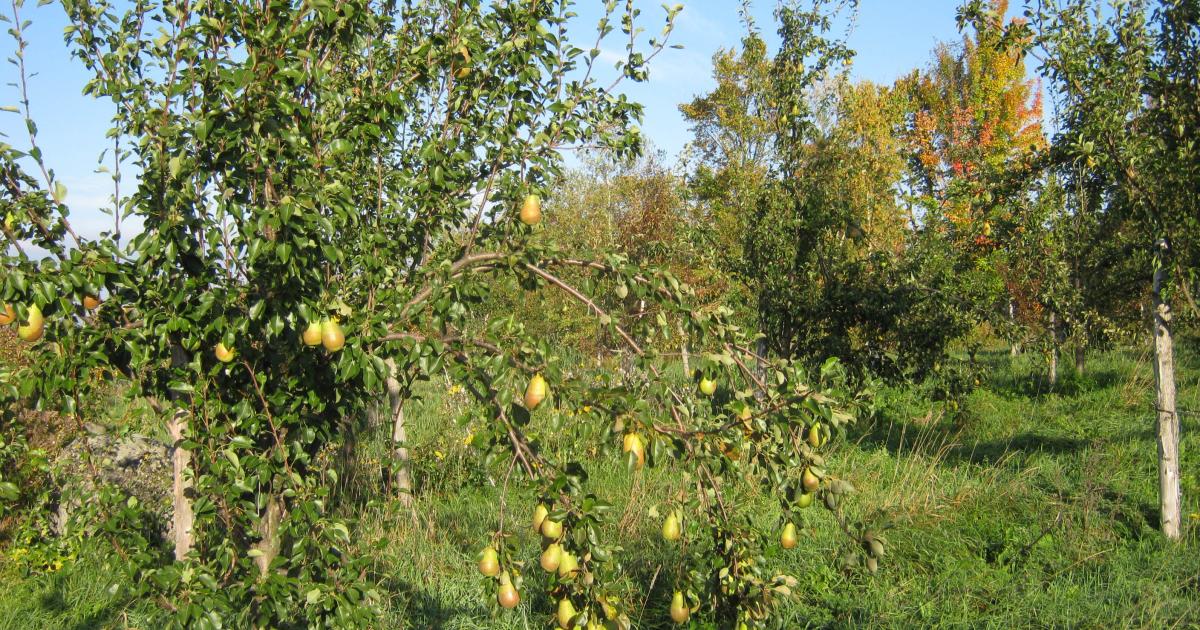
[1072,275,1085,375]
[1152,245,1181,540]
[1009,300,1020,357]
[1048,312,1058,388]
[167,410,193,561]
[386,359,414,508]
[253,496,285,576]
[167,344,193,562]
[677,321,690,378]
[753,338,768,401]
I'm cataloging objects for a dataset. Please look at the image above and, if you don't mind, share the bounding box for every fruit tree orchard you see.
[0,0,878,627]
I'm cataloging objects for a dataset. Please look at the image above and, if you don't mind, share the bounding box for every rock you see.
[53,432,173,539]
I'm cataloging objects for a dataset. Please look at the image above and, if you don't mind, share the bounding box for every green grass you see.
[2,344,1198,628]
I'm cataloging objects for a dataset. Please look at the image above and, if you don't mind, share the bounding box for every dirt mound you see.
[53,427,173,538]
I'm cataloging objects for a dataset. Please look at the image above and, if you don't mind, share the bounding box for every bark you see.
[677,321,690,378]
[167,344,193,562]
[1152,245,1181,540]
[253,496,286,576]
[1009,300,1020,357]
[1073,275,1085,375]
[386,358,414,508]
[167,410,193,561]
[754,338,768,402]
[1048,312,1058,388]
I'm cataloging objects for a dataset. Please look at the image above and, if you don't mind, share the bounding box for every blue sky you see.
[0,1,1018,244]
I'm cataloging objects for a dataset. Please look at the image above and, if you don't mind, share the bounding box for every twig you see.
[524,263,643,355]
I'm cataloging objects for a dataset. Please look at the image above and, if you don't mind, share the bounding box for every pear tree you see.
[0,0,879,626]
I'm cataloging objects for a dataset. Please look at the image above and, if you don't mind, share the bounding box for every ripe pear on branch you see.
[525,373,547,409]
[16,304,43,342]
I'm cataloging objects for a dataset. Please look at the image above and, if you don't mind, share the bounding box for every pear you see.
[214,341,236,363]
[557,550,579,578]
[525,373,548,410]
[302,322,323,347]
[478,545,500,577]
[802,467,820,493]
[532,504,549,533]
[82,295,101,310]
[540,543,562,572]
[796,492,814,509]
[557,598,577,629]
[541,517,563,540]
[807,422,823,448]
[16,304,43,342]
[622,433,645,469]
[669,591,689,624]
[321,318,345,352]
[497,580,520,609]
[780,522,798,549]
[519,194,542,225]
[0,303,15,325]
[661,511,681,542]
[698,377,716,396]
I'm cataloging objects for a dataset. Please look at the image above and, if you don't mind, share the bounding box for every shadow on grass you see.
[30,571,125,630]
[983,367,1124,400]
[941,433,1091,466]
[371,578,500,628]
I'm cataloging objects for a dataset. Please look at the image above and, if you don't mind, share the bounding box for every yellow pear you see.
[478,545,500,577]
[669,591,689,624]
[519,194,542,225]
[540,543,562,572]
[807,422,823,448]
[780,522,798,549]
[557,550,579,578]
[321,318,345,352]
[302,322,323,347]
[214,341,235,363]
[622,433,645,469]
[0,303,15,325]
[541,517,563,540]
[82,295,101,310]
[532,504,549,533]
[802,467,820,493]
[796,492,814,509]
[557,598,577,629]
[698,377,716,396]
[497,581,520,609]
[16,304,43,342]
[661,511,681,542]
[525,373,548,409]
